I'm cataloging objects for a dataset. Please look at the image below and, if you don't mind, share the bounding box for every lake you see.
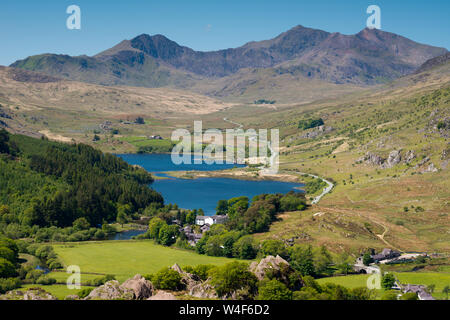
[119,154,304,216]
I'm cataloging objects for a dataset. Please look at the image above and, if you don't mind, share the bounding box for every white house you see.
[195,215,228,226]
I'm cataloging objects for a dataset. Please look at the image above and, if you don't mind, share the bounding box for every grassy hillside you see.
[53,240,242,282]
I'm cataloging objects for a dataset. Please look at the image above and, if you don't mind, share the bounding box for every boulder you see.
[121,274,154,300]
[85,280,135,300]
[189,280,218,299]
[249,255,292,281]
[381,150,402,169]
[147,291,177,300]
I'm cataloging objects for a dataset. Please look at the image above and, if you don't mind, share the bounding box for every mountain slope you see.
[10,26,447,99]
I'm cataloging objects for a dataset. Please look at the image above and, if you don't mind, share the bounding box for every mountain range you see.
[9,25,447,103]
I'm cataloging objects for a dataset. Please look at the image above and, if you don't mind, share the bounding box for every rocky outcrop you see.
[363,152,385,166]
[147,291,177,300]
[85,280,135,300]
[301,126,334,139]
[121,274,154,300]
[404,150,416,164]
[381,150,402,169]
[189,280,218,299]
[171,264,201,291]
[0,288,57,300]
[249,255,291,281]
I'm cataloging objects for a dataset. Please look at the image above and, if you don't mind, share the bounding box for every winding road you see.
[222,117,334,204]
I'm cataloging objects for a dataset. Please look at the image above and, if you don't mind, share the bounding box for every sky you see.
[0,0,449,66]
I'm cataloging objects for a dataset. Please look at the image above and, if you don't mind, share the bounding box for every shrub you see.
[182,265,215,281]
[36,276,57,285]
[209,262,257,298]
[0,258,16,278]
[77,287,94,298]
[149,268,182,291]
[401,292,418,300]
[257,279,292,300]
[0,277,21,294]
[259,239,288,259]
[233,236,257,260]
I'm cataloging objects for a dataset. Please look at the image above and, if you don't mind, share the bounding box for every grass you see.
[316,272,450,300]
[53,240,243,282]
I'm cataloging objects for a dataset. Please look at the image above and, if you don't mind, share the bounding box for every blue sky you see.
[0,0,448,66]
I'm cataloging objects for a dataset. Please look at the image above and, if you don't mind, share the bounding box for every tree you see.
[135,117,145,124]
[0,258,16,278]
[362,252,373,266]
[72,217,90,231]
[216,200,228,215]
[290,245,315,277]
[314,246,333,276]
[257,279,292,300]
[381,273,396,290]
[336,253,353,275]
[158,224,179,246]
[259,240,288,259]
[148,217,167,241]
[233,235,257,259]
[116,211,128,227]
[0,247,16,264]
[209,262,257,298]
[0,129,10,154]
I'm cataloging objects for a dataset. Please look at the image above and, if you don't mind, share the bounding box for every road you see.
[222,117,334,203]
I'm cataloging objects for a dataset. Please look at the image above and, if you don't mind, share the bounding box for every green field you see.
[317,272,450,300]
[53,240,242,282]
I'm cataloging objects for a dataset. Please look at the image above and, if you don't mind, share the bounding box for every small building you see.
[195,215,228,226]
[402,284,435,300]
[371,248,401,263]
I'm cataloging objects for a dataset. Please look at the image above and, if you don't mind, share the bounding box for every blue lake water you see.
[118,154,304,215]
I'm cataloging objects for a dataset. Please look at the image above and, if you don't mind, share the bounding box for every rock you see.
[414,156,430,169]
[249,255,291,281]
[121,274,154,300]
[170,264,201,291]
[404,150,416,164]
[381,150,402,169]
[424,163,438,173]
[64,295,80,300]
[364,152,385,166]
[85,280,135,300]
[189,280,218,299]
[147,291,177,300]
[0,288,57,300]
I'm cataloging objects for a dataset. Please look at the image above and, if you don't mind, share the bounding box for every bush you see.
[233,236,257,259]
[0,258,16,278]
[86,274,116,287]
[77,287,94,298]
[0,277,21,294]
[209,262,257,298]
[0,247,16,264]
[36,276,57,285]
[182,265,215,281]
[149,268,182,291]
[381,290,399,300]
[401,292,418,300]
[257,279,292,300]
[259,240,288,259]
